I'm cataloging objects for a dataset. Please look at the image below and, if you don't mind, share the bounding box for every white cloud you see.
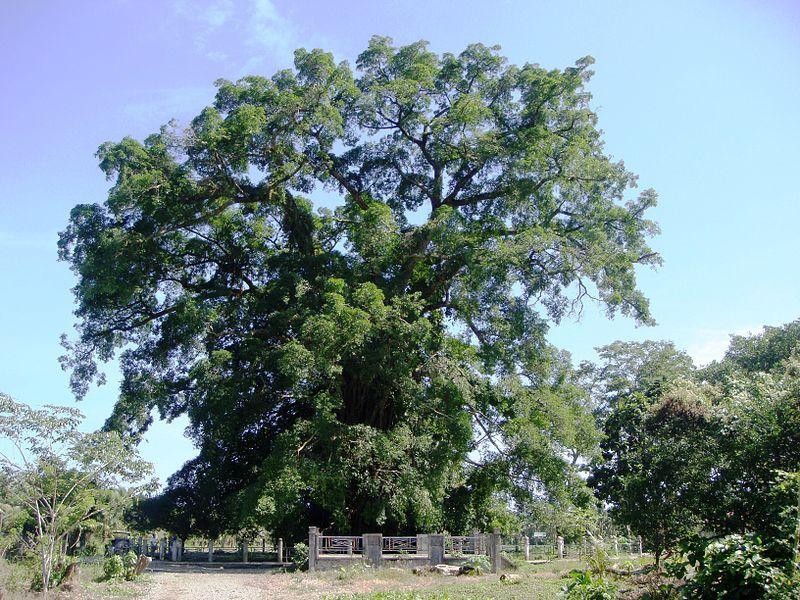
[172,0,236,61]
[686,326,761,366]
[199,0,234,28]
[170,0,299,70]
[120,86,215,129]
[244,0,298,67]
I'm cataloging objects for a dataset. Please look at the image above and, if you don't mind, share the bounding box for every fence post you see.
[158,537,165,560]
[523,536,530,561]
[638,536,643,556]
[429,534,444,565]
[208,540,214,563]
[308,527,318,571]
[557,536,565,560]
[277,538,283,563]
[363,533,382,567]
[613,536,619,556]
[416,534,429,556]
[488,529,502,573]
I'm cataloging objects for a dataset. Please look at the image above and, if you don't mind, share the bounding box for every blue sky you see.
[1,0,799,485]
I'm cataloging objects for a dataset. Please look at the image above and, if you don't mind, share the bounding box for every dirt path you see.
[142,570,427,599]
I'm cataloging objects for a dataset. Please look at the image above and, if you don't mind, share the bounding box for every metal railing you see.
[444,535,480,555]
[318,535,363,555]
[382,536,418,554]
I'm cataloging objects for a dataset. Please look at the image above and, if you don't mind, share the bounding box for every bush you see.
[102,554,125,580]
[102,551,142,582]
[681,534,794,599]
[462,554,491,575]
[122,551,139,580]
[561,570,618,600]
[292,542,309,569]
[586,548,612,576]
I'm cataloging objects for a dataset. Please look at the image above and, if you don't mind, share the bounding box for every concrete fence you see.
[308,527,503,573]
[133,536,288,563]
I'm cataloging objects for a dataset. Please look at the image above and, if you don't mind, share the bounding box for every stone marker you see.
[134,555,152,575]
[429,534,444,565]
[363,533,382,567]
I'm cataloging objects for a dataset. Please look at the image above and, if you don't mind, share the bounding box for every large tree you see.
[59,37,659,539]
[586,342,709,565]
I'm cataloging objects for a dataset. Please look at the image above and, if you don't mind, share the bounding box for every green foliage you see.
[560,570,617,600]
[585,548,611,576]
[102,551,141,582]
[0,394,154,591]
[121,551,139,580]
[590,322,800,594]
[463,554,491,575]
[60,36,659,539]
[103,555,125,580]
[588,342,710,564]
[29,556,76,591]
[681,534,796,599]
[292,542,309,568]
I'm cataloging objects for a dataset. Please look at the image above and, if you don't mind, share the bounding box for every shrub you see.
[462,554,491,575]
[561,570,617,600]
[102,555,125,580]
[103,551,142,582]
[681,534,794,599]
[292,542,309,569]
[122,551,139,580]
[586,548,612,576]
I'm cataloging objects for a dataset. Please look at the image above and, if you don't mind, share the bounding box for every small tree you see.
[0,393,154,593]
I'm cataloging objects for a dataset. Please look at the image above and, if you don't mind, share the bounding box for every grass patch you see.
[0,559,152,599]
[320,563,572,599]
[79,562,153,598]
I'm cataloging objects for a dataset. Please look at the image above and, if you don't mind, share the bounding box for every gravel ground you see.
[140,570,432,599]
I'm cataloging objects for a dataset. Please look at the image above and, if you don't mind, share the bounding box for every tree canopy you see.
[589,324,800,571]
[0,394,153,591]
[59,37,659,539]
